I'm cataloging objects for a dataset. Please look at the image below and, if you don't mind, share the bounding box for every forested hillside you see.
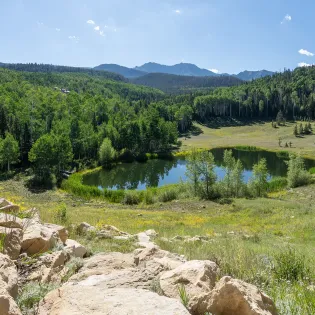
[132,73,243,94]
[0,68,186,183]
[193,66,315,121]
[0,63,127,82]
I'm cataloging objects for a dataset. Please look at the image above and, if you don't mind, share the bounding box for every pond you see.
[82,148,315,191]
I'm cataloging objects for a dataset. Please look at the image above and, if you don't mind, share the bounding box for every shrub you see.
[17,282,58,313]
[99,138,117,166]
[273,249,310,282]
[54,203,68,224]
[309,167,315,174]
[267,177,287,192]
[286,154,312,188]
[122,190,140,205]
[61,257,84,283]
[143,190,155,204]
[158,189,178,202]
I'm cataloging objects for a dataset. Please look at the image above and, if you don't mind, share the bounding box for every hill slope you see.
[134,62,218,77]
[235,70,274,81]
[132,73,243,94]
[94,64,147,78]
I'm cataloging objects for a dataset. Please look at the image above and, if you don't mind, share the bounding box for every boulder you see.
[37,287,190,315]
[145,229,158,237]
[0,214,23,229]
[0,284,22,315]
[0,227,23,260]
[0,254,18,299]
[0,199,19,214]
[160,260,219,314]
[21,222,67,255]
[64,239,87,258]
[77,222,96,235]
[208,276,277,315]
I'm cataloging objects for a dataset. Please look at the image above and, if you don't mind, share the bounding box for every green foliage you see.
[273,249,310,282]
[54,203,68,224]
[267,177,288,192]
[61,257,84,283]
[0,133,19,171]
[178,284,189,309]
[99,138,117,166]
[249,158,269,197]
[17,282,58,313]
[122,191,140,205]
[276,110,285,125]
[309,167,315,174]
[286,154,311,188]
[158,189,178,202]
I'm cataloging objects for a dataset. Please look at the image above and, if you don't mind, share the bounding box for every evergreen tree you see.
[293,124,298,136]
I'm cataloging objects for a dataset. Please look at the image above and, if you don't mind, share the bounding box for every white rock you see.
[64,239,87,258]
[0,214,23,229]
[0,254,18,299]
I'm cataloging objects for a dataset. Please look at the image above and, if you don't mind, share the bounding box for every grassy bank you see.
[180,120,315,159]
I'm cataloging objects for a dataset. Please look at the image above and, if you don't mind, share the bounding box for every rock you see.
[64,239,87,258]
[0,214,23,229]
[184,236,202,243]
[145,229,158,237]
[0,227,23,260]
[208,276,277,315]
[0,284,22,315]
[38,287,190,315]
[21,222,67,255]
[77,222,96,235]
[0,199,19,214]
[160,260,219,314]
[0,254,18,299]
[69,252,135,282]
[137,232,156,248]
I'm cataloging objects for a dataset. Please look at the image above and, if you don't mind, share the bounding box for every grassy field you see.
[180,120,315,158]
[2,177,315,314]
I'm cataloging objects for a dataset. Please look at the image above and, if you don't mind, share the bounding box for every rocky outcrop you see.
[208,276,277,315]
[0,227,23,260]
[0,213,23,229]
[160,260,220,314]
[0,199,19,214]
[21,221,68,255]
[77,222,96,235]
[64,239,87,259]
[0,254,18,299]
[37,287,190,315]
[0,285,22,315]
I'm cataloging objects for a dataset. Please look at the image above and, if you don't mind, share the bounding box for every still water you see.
[83,148,315,190]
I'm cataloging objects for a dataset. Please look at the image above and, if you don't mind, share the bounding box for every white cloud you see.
[174,9,181,14]
[69,36,79,43]
[281,14,292,24]
[55,28,61,32]
[87,20,95,25]
[94,26,100,31]
[299,49,314,57]
[37,21,44,26]
[209,69,220,74]
[298,62,312,67]
[100,30,105,37]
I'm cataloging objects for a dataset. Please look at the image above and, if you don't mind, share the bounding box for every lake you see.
[82,148,315,190]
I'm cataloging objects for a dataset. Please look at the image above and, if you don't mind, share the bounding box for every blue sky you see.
[1,0,314,73]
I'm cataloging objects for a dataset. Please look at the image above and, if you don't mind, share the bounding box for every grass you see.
[180,120,315,159]
[2,172,315,313]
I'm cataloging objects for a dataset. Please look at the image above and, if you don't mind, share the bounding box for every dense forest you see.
[0,68,183,183]
[131,72,243,94]
[193,66,315,121]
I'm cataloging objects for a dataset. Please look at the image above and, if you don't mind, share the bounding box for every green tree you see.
[29,134,56,181]
[197,150,217,199]
[54,134,73,173]
[231,160,245,197]
[222,150,236,197]
[276,110,284,126]
[0,133,19,171]
[99,138,117,167]
[185,149,201,196]
[299,123,303,135]
[286,154,311,188]
[249,158,268,197]
[293,124,298,136]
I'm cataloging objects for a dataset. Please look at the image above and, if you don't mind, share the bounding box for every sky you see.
[1,0,315,74]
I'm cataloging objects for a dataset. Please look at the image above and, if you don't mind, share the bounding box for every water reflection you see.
[82,148,315,190]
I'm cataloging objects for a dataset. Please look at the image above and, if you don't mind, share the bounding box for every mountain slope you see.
[135,62,218,77]
[132,73,242,94]
[94,64,147,78]
[235,70,274,81]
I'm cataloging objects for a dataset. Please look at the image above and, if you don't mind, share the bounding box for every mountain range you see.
[94,62,274,81]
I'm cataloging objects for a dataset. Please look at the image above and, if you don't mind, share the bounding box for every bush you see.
[267,177,287,192]
[61,257,84,283]
[143,190,155,204]
[287,154,312,188]
[309,167,315,174]
[158,189,178,202]
[122,190,140,205]
[54,203,68,224]
[99,138,117,166]
[273,249,310,282]
[17,282,58,313]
